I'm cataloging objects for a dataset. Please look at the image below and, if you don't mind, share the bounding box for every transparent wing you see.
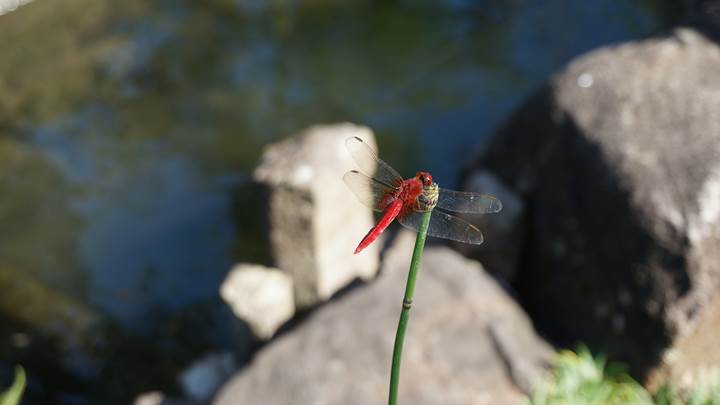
[437,188,502,214]
[398,209,484,245]
[345,136,403,188]
[343,170,396,212]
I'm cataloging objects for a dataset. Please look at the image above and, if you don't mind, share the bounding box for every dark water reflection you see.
[0,0,678,401]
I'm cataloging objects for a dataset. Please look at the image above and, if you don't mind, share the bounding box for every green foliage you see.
[529,345,653,405]
[529,346,720,405]
[0,366,26,405]
[655,368,720,405]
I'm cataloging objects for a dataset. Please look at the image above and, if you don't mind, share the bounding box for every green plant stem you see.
[0,365,26,405]
[389,210,432,405]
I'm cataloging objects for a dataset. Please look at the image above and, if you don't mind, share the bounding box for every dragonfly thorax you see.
[417,182,439,212]
[411,171,437,211]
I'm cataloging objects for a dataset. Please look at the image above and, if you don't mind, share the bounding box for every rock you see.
[473,28,720,380]
[647,295,720,391]
[213,230,553,405]
[133,391,197,405]
[179,352,236,402]
[220,263,294,339]
[133,391,165,405]
[0,0,34,16]
[253,123,380,308]
[455,170,525,281]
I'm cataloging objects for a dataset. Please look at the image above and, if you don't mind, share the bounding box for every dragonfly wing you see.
[345,136,403,188]
[343,170,396,212]
[398,209,484,245]
[436,188,502,214]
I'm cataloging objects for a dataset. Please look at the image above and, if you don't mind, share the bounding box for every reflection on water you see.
[0,0,676,401]
[33,105,239,329]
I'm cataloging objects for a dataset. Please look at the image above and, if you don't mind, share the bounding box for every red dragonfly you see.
[344,136,502,254]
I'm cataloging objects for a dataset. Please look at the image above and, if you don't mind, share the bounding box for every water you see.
[0,0,677,401]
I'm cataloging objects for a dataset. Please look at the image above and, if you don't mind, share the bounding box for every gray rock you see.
[253,123,381,308]
[0,0,34,16]
[213,230,553,405]
[473,28,720,380]
[180,352,236,402]
[133,391,165,405]
[134,391,165,405]
[646,295,720,391]
[456,170,525,281]
[220,263,295,340]
[133,391,198,405]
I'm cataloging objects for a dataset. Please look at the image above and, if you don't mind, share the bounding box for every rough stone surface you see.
[213,230,553,405]
[133,391,165,405]
[455,170,525,281]
[473,28,720,380]
[180,352,236,402]
[220,263,294,339]
[647,295,720,391]
[0,0,34,16]
[133,391,198,405]
[253,123,380,308]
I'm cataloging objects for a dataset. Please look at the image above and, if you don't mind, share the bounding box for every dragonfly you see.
[343,136,502,254]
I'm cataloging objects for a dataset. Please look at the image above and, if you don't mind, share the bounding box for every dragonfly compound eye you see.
[417,172,433,187]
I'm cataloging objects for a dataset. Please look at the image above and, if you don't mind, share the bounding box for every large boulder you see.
[646,295,720,391]
[252,124,380,308]
[471,28,720,380]
[455,170,526,281]
[213,230,553,405]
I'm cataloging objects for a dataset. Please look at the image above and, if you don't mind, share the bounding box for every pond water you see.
[0,0,678,401]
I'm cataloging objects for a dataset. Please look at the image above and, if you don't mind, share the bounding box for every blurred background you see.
[0,0,693,404]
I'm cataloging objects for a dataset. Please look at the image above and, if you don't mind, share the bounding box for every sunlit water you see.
[0,0,675,400]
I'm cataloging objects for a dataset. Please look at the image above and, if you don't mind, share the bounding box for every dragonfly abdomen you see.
[354,199,403,254]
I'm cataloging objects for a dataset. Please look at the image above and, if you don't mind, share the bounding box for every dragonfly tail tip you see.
[354,243,367,254]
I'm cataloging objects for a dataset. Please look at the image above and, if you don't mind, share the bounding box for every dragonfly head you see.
[416,171,434,187]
